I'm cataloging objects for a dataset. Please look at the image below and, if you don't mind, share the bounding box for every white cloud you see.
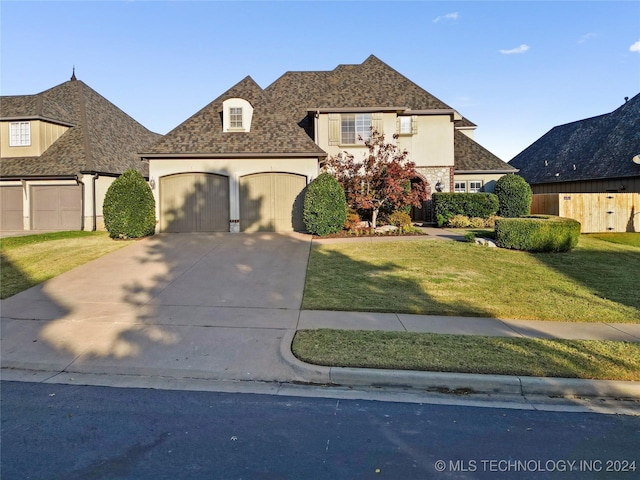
[630,40,640,53]
[499,44,530,55]
[433,12,459,23]
[578,32,597,44]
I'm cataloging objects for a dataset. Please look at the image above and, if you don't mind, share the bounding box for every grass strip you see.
[292,329,640,381]
[1,231,130,299]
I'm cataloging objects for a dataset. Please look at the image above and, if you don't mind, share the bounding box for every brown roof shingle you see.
[144,76,325,157]
[454,130,516,172]
[1,78,160,177]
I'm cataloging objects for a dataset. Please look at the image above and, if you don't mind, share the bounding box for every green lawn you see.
[0,231,129,299]
[293,329,640,381]
[303,234,640,323]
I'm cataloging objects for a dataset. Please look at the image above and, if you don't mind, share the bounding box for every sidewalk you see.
[281,310,640,400]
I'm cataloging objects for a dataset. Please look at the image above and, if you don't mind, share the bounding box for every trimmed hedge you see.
[495,215,581,252]
[103,169,156,239]
[304,173,347,236]
[433,192,499,226]
[494,174,532,218]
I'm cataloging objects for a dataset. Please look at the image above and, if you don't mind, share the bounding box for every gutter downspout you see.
[92,173,99,231]
[75,175,85,231]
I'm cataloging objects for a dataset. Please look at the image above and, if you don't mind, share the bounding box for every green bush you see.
[495,215,581,252]
[433,192,499,226]
[389,210,412,228]
[103,169,156,239]
[494,174,532,218]
[304,173,347,236]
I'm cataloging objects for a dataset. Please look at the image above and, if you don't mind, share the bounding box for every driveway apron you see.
[1,233,311,383]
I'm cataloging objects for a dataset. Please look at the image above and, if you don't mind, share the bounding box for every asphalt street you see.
[2,381,639,480]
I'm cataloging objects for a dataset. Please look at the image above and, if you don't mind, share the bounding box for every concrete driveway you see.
[1,233,312,383]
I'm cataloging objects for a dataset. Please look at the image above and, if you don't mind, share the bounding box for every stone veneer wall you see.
[415,166,455,195]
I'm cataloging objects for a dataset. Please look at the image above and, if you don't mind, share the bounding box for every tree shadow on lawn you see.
[529,238,640,322]
[302,245,496,318]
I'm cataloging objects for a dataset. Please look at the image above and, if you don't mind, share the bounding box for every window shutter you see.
[412,115,418,134]
[372,112,383,135]
[328,114,340,145]
[396,117,401,134]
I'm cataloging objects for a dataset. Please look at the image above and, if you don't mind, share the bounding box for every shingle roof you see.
[143,76,326,157]
[509,93,640,184]
[1,78,160,177]
[454,130,516,172]
[266,55,456,121]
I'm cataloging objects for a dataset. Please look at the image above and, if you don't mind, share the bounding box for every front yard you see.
[303,234,640,323]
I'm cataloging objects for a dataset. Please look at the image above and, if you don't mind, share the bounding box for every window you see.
[469,181,483,193]
[341,113,371,144]
[399,117,412,134]
[9,122,30,146]
[454,181,466,193]
[229,107,243,129]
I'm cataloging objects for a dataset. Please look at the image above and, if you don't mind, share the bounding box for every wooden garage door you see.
[31,185,81,230]
[160,173,229,232]
[0,187,24,231]
[240,173,306,232]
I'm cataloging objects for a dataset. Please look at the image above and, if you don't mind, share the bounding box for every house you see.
[0,72,160,232]
[509,93,640,194]
[142,55,515,232]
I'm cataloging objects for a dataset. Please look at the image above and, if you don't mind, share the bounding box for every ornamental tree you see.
[323,131,427,228]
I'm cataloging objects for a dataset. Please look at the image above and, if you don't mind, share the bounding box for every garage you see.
[160,173,230,232]
[240,173,306,232]
[31,185,82,230]
[0,186,24,231]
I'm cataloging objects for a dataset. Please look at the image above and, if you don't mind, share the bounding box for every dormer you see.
[222,98,253,132]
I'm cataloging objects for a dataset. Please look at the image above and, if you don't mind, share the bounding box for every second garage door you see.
[160,173,230,232]
[240,173,306,232]
[31,185,82,230]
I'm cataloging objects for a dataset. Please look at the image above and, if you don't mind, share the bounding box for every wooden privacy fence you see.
[531,193,640,233]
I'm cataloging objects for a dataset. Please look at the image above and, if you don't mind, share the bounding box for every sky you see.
[1,0,639,162]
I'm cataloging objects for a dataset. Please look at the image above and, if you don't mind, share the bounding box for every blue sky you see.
[2,0,639,161]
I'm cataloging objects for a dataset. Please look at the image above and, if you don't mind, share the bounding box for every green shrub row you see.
[103,169,156,239]
[494,215,581,252]
[303,173,347,236]
[433,192,499,226]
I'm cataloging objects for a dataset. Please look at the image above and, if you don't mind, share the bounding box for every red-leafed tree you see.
[323,131,427,228]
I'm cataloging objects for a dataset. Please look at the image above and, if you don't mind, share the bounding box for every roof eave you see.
[455,169,519,174]
[140,152,327,160]
[0,115,76,128]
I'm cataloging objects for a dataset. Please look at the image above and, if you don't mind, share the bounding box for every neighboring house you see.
[509,93,640,194]
[143,55,515,232]
[0,72,160,232]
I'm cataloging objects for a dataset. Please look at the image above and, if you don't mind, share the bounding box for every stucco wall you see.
[316,112,455,168]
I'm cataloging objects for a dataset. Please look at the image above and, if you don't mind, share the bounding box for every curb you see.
[280,330,640,399]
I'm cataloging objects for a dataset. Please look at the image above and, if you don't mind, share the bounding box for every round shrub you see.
[494,174,532,218]
[303,173,347,236]
[103,169,156,239]
[495,215,581,252]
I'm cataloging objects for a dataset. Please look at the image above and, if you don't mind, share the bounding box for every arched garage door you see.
[240,173,306,232]
[160,173,229,232]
